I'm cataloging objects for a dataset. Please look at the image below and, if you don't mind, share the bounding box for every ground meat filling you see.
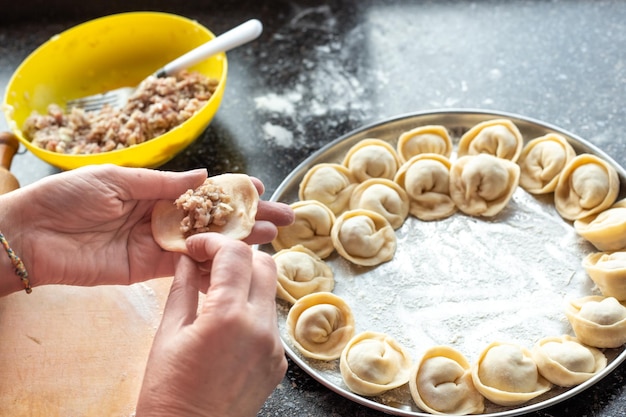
[175,181,234,237]
[23,70,218,155]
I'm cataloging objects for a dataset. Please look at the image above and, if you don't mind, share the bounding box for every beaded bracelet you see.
[0,231,32,294]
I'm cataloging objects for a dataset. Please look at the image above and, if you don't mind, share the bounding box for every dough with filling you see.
[331,209,397,266]
[349,178,410,229]
[299,163,356,215]
[152,173,258,253]
[340,331,412,396]
[458,119,523,162]
[565,295,626,348]
[531,335,606,387]
[518,133,576,194]
[449,154,520,217]
[286,292,355,360]
[342,138,400,182]
[554,153,619,221]
[583,251,626,301]
[574,199,626,251]
[409,345,484,415]
[274,245,334,304]
[272,200,336,259]
[396,125,452,163]
[394,153,457,221]
[471,341,552,406]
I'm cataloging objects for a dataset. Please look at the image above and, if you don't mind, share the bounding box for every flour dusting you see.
[262,122,295,147]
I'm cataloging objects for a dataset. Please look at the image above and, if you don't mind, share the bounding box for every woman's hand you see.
[136,233,287,417]
[0,164,293,292]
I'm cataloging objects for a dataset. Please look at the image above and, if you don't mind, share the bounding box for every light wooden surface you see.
[0,278,172,417]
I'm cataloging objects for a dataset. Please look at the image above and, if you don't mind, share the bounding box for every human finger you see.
[185,232,224,263]
[199,239,254,312]
[97,165,208,201]
[243,221,278,245]
[250,177,266,196]
[256,201,295,227]
[185,233,255,303]
[158,255,201,334]
[247,250,279,309]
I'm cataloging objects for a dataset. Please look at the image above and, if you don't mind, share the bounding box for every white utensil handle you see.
[155,19,263,77]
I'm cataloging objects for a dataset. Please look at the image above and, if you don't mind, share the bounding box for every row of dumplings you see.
[284,289,610,415]
[515,128,626,303]
[514,124,626,304]
[270,118,626,413]
[273,244,626,414]
[273,118,626,299]
[274,118,623,262]
[298,118,621,221]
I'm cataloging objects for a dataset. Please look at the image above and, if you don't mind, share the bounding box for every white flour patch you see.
[254,92,299,115]
[262,122,294,147]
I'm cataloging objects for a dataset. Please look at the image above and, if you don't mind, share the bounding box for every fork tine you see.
[67,92,120,111]
[66,87,133,112]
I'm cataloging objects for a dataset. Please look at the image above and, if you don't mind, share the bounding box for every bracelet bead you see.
[0,231,32,294]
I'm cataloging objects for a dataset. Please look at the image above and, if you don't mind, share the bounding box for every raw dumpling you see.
[271,200,336,259]
[286,292,355,361]
[471,341,552,406]
[409,346,484,415]
[458,119,524,162]
[583,251,626,300]
[299,163,356,215]
[565,295,626,348]
[340,331,413,396]
[349,178,410,229]
[531,335,606,387]
[394,153,457,221]
[273,245,334,304]
[152,173,259,253]
[342,138,400,182]
[396,125,452,163]
[554,153,619,221]
[517,133,576,194]
[574,199,626,252]
[331,209,397,266]
[449,154,520,217]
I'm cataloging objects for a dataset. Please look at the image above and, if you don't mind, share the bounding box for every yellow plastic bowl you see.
[3,12,227,170]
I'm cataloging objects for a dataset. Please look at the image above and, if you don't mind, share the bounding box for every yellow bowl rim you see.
[2,11,229,170]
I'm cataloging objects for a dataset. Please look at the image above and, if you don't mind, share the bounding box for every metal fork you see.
[66,19,263,112]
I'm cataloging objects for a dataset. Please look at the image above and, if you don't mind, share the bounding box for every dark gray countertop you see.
[2,1,626,416]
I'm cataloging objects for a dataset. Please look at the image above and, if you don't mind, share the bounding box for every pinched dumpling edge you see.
[457,118,524,162]
[396,124,453,163]
[331,208,397,266]
[531,335,607,387]
[409,345,484,415]
[286,292,355,361]
[340,331,413,396]
[274,245,335,304]
[583,251,626,301]
[471,341,552,407]
[574,199,626,252]
[449,154,521,217]
[517,133,576,194]
[152,173,259,253]
[271,199,337,259]
[298,163,356,215]
[349,177,410,229]
[394,153,457,221]
[554,153,620,221]
[565,295,626,348]
[342,138,401,182]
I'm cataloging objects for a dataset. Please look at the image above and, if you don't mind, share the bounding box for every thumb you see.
[158,255,201,334]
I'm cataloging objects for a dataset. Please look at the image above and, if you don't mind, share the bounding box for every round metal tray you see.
[262,109,626,416]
